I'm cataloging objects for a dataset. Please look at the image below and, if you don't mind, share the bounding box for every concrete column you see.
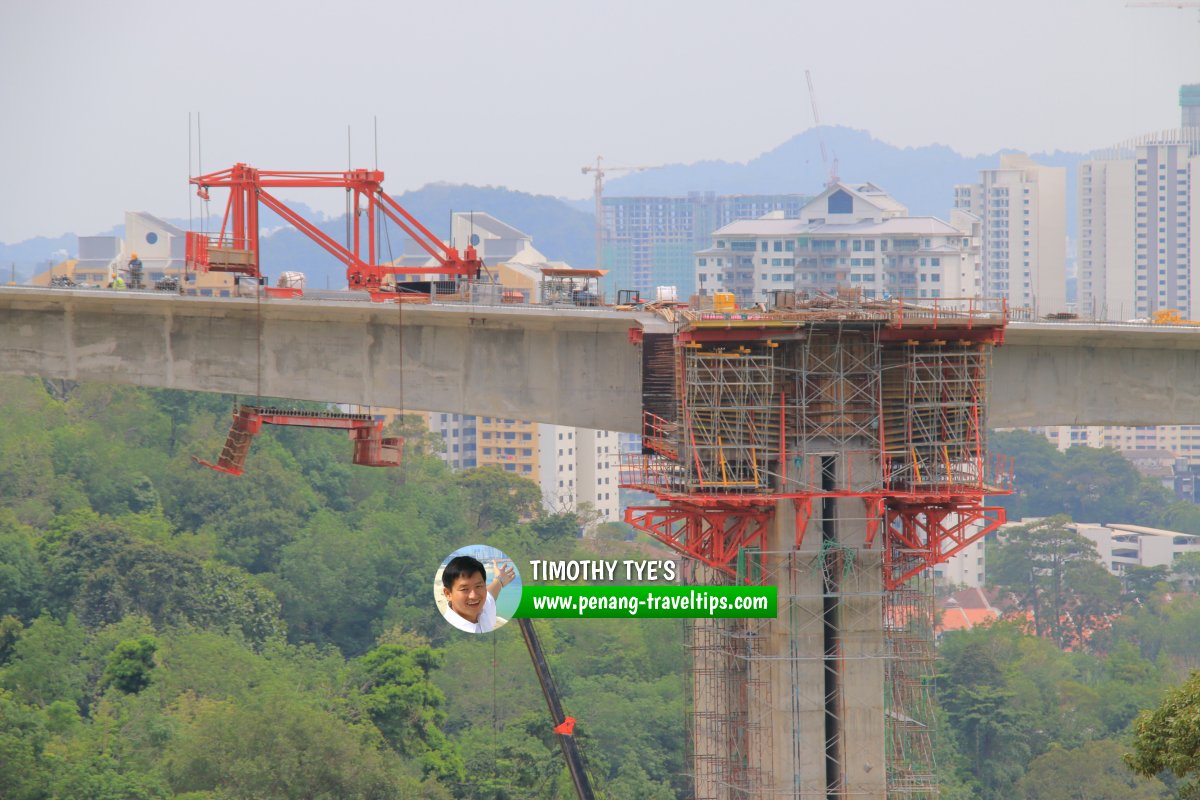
[723,451,887,799]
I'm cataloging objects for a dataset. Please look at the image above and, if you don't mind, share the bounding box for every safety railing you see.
[890,296,1008,329]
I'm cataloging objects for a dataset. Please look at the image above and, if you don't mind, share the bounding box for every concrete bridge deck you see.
[1,285,1198,429]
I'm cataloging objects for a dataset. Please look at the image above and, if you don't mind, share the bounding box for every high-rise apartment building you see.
[1078,128,1200,320]
[1182,84,1200,130]
[428,413,478,470]
[695,182,980,303]
[478,417,539,477]
[954,154,1067,313]
[540,426,620,526]
[603,192,812,299]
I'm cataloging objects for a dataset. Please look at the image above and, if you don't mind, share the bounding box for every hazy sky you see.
[1,0,1197,242]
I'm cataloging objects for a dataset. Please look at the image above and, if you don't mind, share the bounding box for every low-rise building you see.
[35,211,236,294]
[937,587,1000,636]
[1074,522,1200,574]
[695,182,980,305]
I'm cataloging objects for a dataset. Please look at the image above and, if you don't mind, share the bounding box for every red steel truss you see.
[193,405,402,477]
[625,502,774,576]
[881,501,1007,591]
[187,163,483,291]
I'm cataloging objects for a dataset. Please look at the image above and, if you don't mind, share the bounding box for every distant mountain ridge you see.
[605,126,1087,228]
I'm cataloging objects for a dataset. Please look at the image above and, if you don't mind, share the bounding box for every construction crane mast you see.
[580,156,661,271]
[805,70,839,187]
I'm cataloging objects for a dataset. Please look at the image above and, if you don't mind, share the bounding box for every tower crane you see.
[581,156,662,272]
[805,70,840,187]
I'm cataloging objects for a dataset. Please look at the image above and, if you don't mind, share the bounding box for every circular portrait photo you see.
[434,545,522,634]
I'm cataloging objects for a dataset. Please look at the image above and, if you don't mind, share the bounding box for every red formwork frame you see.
[625,501,775,577]
[880,500,1007,590]
[625,488,1008,590]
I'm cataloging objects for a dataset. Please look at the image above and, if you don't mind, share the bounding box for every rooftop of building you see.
[937,588,1000,633]
[714,218,806,236]
[130,211,186,237]
[709,215,964,238]
[1106,523,1200,540]
[805,217,963,236]
[453,211,528,241]
[1089,127,1200,159]
[946,587,996,611]
[844,182,907,214]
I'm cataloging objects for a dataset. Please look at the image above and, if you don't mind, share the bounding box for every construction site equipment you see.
[193,406,402,477]
[581,156,663,272]
[538,267,608,307]
[616,289,643,306]
[187,164,484,294]
[518,619,597,800]
[711,292,736,313]
[621,295,1012,798]
[1152,308,1200,325]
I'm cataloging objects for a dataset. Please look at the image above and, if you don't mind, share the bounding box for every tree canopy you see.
[0,377,691,798]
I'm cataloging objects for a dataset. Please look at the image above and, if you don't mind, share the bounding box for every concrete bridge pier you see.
[691,452,889,799]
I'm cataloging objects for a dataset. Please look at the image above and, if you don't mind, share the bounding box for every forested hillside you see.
[1,378,1198,799]
[0,377,686,799]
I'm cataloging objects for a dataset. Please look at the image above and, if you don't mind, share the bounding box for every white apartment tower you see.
[1078,129,1200,320]
[954,154,1067,314]
[538,425,620,528]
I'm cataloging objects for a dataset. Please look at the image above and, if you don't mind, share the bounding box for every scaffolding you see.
[620,299,1010,799]
[688,570,771,798]
[686,543,897,799]
[883,571,938,798]
[882,344,990,492]
[682,351,775,491]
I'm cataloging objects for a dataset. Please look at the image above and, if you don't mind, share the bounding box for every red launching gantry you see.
[186,163,483,294]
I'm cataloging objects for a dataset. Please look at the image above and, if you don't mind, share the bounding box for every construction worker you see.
[127,252,144,289]
[109,274,126,290]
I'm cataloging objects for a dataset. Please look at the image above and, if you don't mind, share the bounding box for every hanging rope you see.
[378,193,407,485]
[255,273,263,404]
